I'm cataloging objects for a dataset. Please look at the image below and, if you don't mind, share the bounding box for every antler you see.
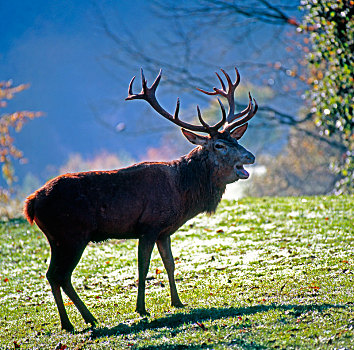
[223,93,258,132]
[126,69,226,135]
[197,67,258,131]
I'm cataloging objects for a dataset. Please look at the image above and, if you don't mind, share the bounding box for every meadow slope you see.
[0,196,353,349]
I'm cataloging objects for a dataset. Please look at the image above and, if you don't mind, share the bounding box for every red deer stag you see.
[24,67,257,331]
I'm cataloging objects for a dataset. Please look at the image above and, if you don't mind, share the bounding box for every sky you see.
[1,0,302,190]
[1,1,157,184]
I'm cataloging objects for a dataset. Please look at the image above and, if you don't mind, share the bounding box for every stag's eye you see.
[214,142,227,150]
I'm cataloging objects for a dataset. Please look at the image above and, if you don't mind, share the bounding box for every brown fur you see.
[24,194,35,224]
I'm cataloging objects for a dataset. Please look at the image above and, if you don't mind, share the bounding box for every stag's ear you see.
[181,129,208,146]
[230,123,248,140]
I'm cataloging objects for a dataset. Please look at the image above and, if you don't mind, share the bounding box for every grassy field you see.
[0,196,353,349]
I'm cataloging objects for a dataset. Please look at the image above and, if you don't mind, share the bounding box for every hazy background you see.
[1,0,308,199]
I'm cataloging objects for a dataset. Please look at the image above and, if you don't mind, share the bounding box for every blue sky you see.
[1,1,157,183]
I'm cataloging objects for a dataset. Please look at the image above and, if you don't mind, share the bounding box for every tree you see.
[301,0,353,193]
[0,81,42,205]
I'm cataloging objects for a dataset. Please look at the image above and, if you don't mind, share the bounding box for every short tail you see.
[23,194,36,225]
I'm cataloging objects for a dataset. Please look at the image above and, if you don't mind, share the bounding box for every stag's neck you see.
[174,147,226,217]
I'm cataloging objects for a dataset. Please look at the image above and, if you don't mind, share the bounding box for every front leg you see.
[156,235,184,308]
[136,235,155,316]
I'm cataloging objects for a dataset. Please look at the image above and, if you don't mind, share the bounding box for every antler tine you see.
[196,70,228,97]
[211,98,226,131]
[196,87,218,96]
[127,76,136,99]
[174,98,180,120]
[197,67,244,122]
[197,100,228,135]
[215,72,226,91]
[150,69,162,93]
[213,98,227,130]
[227,92,252,123]
[126,69,227,134]
[234,67,241,88]
[224,96,258,132]
[141,68,147,91]
[220,69,233,91]
[197,105,211,131]
[126,69,160,101]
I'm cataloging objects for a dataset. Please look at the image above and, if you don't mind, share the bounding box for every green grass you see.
[0,195,353,349]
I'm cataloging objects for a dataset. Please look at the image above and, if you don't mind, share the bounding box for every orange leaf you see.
[196,321,207,331]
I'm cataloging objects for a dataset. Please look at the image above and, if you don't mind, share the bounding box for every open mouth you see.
[235,165,249,179]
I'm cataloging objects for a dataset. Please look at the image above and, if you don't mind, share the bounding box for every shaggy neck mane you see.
[174,147,226,217]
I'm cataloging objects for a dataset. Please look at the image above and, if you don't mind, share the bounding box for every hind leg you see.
[61,279,97,327]
[136,235,156,316]
[47,276,74,332]
[47,241,97,331]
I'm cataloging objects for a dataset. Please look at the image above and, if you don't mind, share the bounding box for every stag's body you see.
[24,67,257,331]
[26,149,226,244]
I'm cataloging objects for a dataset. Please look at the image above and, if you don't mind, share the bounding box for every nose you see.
[244,152,255,164]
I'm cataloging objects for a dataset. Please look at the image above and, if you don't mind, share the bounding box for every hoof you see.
[86,317,98,329]
[89,321,97,329]
[136,308,150,317]
[62,324,75,333]
[172,301,186,308]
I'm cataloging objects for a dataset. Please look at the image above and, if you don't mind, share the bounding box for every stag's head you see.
[126,67,257,184]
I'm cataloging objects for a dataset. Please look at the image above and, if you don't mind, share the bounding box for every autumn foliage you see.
[0,81,42,203]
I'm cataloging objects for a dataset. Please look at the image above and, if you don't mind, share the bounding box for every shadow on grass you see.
[89,303,347,349]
